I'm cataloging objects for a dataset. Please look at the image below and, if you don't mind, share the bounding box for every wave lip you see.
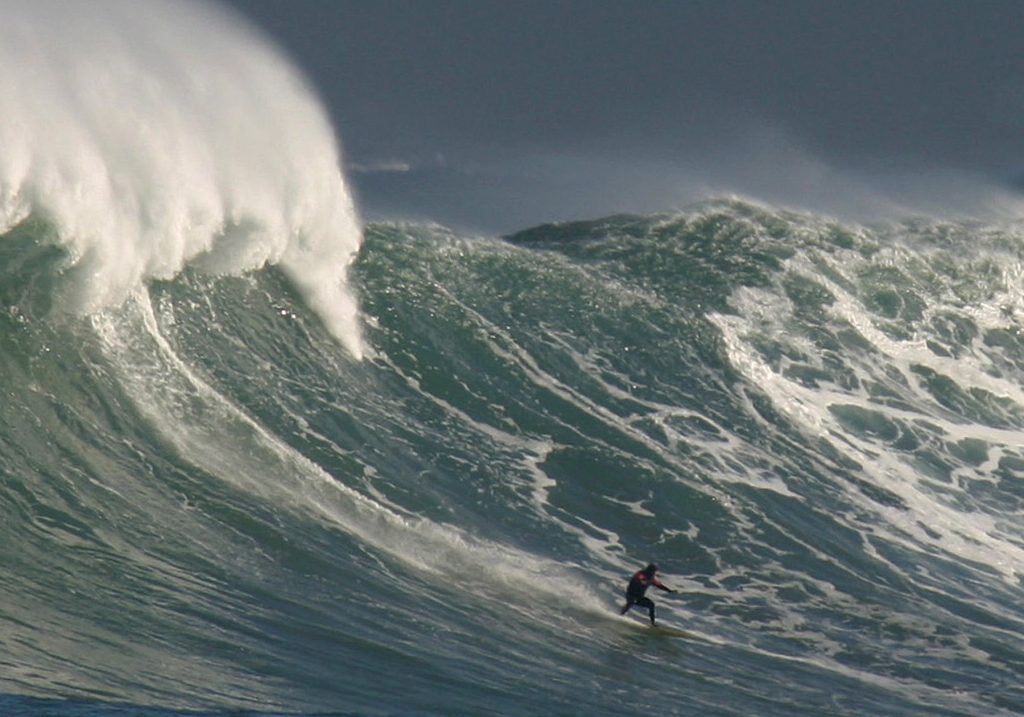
[0,0,364,358]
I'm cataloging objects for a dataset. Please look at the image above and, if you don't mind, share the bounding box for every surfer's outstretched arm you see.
[652,577,676,593]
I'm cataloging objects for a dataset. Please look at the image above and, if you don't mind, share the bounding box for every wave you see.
[3,200,1024,715]
[2,2,1024,715]
[0,0,363,357]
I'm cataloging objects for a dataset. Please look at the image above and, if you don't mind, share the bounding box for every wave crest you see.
[0,0,364,357]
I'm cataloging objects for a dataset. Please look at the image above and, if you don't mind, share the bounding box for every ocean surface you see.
[4,203,1024,717]
[3,2,1024,716]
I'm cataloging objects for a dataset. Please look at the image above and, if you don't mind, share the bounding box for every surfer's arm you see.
[652,578,676,593]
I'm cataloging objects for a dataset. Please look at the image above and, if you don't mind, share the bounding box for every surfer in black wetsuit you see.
[620,563,676,625]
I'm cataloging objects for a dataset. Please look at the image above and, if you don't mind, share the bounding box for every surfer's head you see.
[643,563,658,576]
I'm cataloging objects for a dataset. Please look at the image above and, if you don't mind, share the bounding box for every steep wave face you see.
[0,0,363,357]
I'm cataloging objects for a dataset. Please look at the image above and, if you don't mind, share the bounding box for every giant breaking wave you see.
[0,0,363,357]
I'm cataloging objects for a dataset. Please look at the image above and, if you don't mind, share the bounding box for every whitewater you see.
[2,1,1024,716]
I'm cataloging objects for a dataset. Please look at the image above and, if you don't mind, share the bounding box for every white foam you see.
[0,0,363,358]
[709,239,1024,583]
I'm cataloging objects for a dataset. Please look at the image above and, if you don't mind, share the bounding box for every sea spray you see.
[0,0,364,357]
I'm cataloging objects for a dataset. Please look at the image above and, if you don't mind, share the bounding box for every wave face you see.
[2,197,1024,716]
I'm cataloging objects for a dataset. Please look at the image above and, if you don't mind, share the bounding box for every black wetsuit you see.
[620,570,671,624]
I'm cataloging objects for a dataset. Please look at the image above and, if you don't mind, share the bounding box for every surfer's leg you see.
[636,597,656,625]
[620,597,635,615]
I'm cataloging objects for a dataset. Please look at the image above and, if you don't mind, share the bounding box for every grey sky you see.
[223,0,1024,233]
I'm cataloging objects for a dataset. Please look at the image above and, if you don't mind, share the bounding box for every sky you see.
[222,0,1024,234]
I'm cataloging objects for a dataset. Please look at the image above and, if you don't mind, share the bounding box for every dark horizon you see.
[224,0,1024,233]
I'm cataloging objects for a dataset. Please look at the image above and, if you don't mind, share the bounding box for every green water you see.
[1,203,1023,715]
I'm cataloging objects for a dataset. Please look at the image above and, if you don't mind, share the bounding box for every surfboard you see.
[617,616,704,640]
[649,624,699,639]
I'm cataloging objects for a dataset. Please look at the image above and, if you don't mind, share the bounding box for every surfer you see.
[620,563,676,625]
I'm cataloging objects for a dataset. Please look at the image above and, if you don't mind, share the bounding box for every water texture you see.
[1,2,1022,715]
